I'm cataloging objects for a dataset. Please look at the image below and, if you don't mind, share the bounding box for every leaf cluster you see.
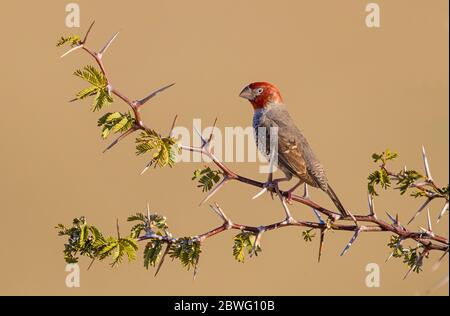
[97,111,135,139]
[135,130,178,168]
[169,237,202,270]
[192,167,223,192]
[233,232,261,263]
[73,65,113,111]
[302,229,316,242]
[56,217,137,267]
[387,235,425,274]
[56,35,81,47]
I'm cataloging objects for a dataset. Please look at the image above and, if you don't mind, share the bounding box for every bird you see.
[239,81,348,217]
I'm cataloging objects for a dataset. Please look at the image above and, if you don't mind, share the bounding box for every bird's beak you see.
[239,85,253,100]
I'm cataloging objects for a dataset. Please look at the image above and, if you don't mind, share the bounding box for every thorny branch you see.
[59,23,448,277]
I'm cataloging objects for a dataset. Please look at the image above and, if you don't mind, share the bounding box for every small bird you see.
[239,82,347,217]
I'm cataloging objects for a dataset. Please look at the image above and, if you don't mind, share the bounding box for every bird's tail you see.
[326,184,347,216]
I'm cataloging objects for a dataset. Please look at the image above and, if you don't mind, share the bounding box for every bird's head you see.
[239,82,283,110]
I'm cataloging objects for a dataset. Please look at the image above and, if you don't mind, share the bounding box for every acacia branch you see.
[58,23,448,277]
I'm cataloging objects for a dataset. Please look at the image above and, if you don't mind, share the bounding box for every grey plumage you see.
[254,103,347,216]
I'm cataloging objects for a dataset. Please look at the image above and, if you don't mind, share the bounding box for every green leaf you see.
[97,112,135,139]
[302,229,316,242]
[56,35,81,47]
[367,169,391,196]
[144,240,163,269]
[232,232,261,263]
[395,169,423,195]
[192,167,223,192]
[76,86,98,100]
[169,237,201,270]
[93,87,113,112]
[73,65,113,111]
[135,130,178,168]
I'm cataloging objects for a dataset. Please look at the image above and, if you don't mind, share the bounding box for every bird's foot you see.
[285,191,295,205]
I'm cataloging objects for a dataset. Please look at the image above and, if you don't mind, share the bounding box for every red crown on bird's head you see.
[239,82,283,110]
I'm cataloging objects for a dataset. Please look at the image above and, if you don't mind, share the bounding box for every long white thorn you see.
[340,227,364,256]
[140,160,153,175]
[426,208,433,232]
[385,237,403,263]
[422,145,433,182]
[408,198,433,224]
[252,187,267,200]
[60,44,83,58]
[368,192,376,218]
[437,201,449,223]
[250,228,264,257]
[98,32,119,57]
[199,177,228,205]
[274,186,294,222]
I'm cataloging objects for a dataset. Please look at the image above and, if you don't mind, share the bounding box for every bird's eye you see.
[256,88,264,95]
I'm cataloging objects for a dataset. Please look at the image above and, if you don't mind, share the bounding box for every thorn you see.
[207,118,218,144]
[425,275,449,295]
[98,31,119,57]
[347,209,358,226]
[209,203,229,223]
[303,184,324,223]
[318,229,325,263]
[60,44,83,58]
[403,250,427,280]
[368,192,376,218]
[275,186,294,222]
[116,218,121,240]
[426,208,433,232]
[340,227,363,256]
[385,252,394,263]
[252,187,267,200]
[102,127,137,153]
[82,20,95,44]
[303,184,309,199]
[87,258,96,270]
[135,83,176,107]
[312,208,324,224]
[386,237,403,263]
[385,211,397,225]
[140,161,153,176]
[168,114,179,137]
[199,177,229,205]
[432,249,449,271]
[147,203,151,221]
[193,259,200,280]
[250,228,264,257]
[193,126,208,147]
[106,84,112,97]
[437,201,449,223]
[421,145,433,182]
[408,198,433,225]
[154,243,170,277]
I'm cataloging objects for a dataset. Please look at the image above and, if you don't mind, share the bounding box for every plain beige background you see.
[0,0,448,295]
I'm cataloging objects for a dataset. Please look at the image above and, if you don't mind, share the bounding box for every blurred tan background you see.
[0,0,448,296]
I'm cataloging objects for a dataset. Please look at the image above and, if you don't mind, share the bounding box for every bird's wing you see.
[261,105,328,190]
[259,105,307,177]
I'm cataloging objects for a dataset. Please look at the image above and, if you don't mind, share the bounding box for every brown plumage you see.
[239,82,347,216]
